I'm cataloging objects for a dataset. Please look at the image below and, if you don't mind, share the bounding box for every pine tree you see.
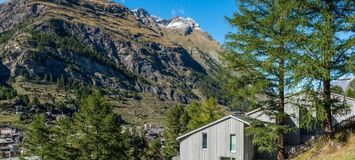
[34,75,40,83]
[72,90,127,159]
[294,0,354,141]
[22,115,54,159]
[225,0,301,159]
[59,74,65,87]
[331,86,345,95]
[163,105,189,159]
[18,94,30,106]
[31,97,41,106]
[123,128,146,159]
[187,97,225,130]
[146,138,162,160]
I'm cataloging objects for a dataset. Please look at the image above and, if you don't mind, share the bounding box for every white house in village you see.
[175,94,355,160]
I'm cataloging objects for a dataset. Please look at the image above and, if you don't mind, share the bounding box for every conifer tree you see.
[123,128,146,159]
[146,138,162,160]
[23,91,140,159]
[294,0,354,140]
[31,97,41,106]
[187,97,225,130]
[331,86,345,95]
[225,0,301,159]
[163,105,189,159]
[22,115,54,159]
[60,75,65,87]
[72,90,127,159]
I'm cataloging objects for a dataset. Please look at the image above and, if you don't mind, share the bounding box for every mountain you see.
[0,0,223,123]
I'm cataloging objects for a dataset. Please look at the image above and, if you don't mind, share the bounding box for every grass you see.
[11,78,73,103]
[111,92,177,126]
[0,114,19,123]
[294,131,355,160]
[27,0,163,43]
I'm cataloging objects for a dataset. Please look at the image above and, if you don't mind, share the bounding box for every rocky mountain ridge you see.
[0,0,222,105]
[132,8,202,32]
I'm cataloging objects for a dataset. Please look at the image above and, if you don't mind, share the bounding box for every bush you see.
[0,30,16,44]
[0,86,17,100]
[334,130,350,144]
[17,94,30,106]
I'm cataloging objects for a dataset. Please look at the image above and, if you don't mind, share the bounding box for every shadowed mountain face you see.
[0,62,10,83]
[0,0,222,103]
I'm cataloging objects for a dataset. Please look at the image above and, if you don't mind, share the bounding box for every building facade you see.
[177,116,254,160]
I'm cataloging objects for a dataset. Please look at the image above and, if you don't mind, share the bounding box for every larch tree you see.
[163,105,190,159]
[72,90,128,159]
[225,0,302,159]
[22,115,55,159]
[294,0,354,140]
[187,97,225,131]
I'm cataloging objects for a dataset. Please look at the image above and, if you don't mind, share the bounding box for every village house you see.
[0,125,17,135]
[175,94,355,160]
[0,125,23,159]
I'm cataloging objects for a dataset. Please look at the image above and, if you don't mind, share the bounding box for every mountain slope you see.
[0,0,223,123]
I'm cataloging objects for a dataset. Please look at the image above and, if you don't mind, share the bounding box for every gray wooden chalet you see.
[176,115,254,160]
[175,94,355,160]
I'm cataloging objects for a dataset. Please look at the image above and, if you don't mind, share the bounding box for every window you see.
[202,133,207,149]
[230,134,236,152]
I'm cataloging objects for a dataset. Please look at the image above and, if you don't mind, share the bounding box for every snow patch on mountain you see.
[163,16,202,30]
[132,9,202,31]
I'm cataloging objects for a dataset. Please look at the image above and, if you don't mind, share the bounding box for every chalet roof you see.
[332,93,355,102]
[176,115,250,142]
[245,108,263,116]
[245,93,355,117]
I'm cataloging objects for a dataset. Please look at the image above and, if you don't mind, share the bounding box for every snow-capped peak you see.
[163,16,201,30]
[131,9,203,32]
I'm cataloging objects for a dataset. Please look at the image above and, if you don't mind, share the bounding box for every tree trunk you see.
[323,79,333,141]
[323,0,335,142]
[277,59,286,160]
[277,133,285,160]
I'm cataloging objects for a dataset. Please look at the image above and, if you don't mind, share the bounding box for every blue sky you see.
[116,0,237,44]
